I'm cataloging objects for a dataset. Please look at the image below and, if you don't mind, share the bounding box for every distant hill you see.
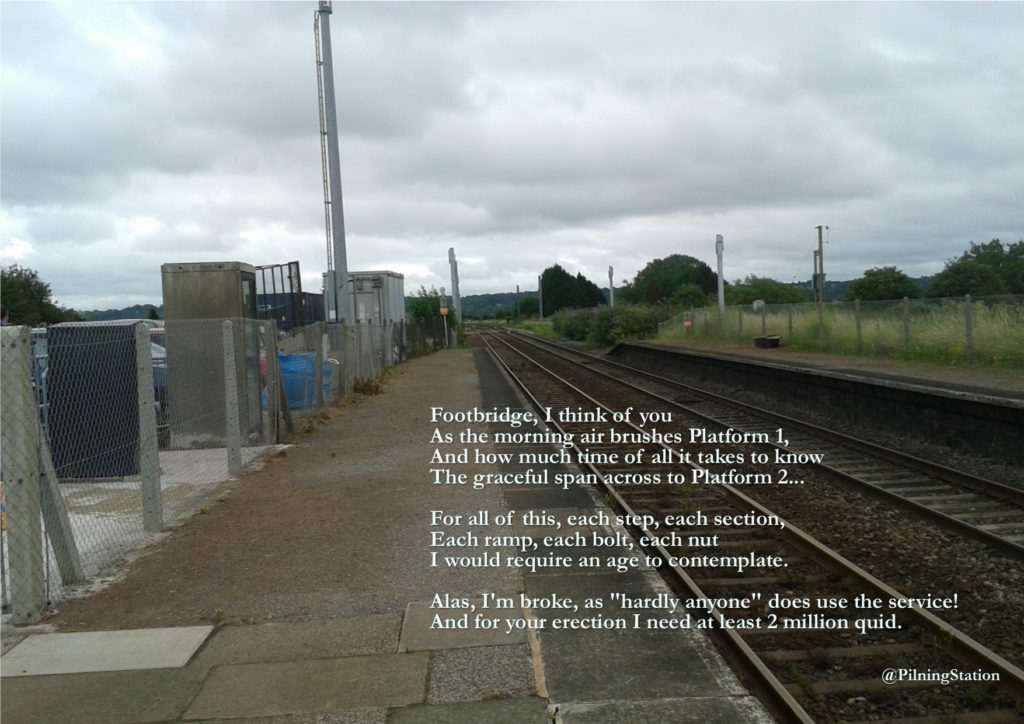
[795,276,933,301]
[79,304,164,321]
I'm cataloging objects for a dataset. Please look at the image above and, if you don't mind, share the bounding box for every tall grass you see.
[659,295,1024,369]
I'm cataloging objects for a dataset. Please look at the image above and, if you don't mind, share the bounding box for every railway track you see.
[498,329,1024,561]
[474,327,1024,723]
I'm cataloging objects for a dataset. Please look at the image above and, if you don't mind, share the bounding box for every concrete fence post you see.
[314,322,324,409]
[263,322,281,443]
[136,323,163,532]
[0,326,46,623]
[223,321,242,475]
[964,294,974,362]
[854,299,862,355]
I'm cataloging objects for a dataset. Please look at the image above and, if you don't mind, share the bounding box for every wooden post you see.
[902,297,911,356]
[855,299,862,355]
[964,294,974,362]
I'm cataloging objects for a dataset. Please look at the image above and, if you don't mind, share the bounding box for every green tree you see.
[926,260,1006,298]
[0,264,82,325]
[726,276,813,305]
[928,239,1023,296]
[539,265,604,315]
[518,296,539,317]
[845,266,921,301]
[619,254,717,305]
[406,285,444,322]
[667,283,708,308]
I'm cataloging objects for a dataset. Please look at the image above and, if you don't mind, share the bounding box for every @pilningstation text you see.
[883,668,1001,686]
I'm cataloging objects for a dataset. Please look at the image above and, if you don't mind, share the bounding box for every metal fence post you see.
[223,321,242,475]
[136,323,163,532]
[855,299,862,355]
[1,327,47,623]
[964,294,974,362]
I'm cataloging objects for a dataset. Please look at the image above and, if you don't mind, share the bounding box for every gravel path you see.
[45,351,523,632]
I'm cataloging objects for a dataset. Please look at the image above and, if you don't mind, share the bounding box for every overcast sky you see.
[2,1,1023,311]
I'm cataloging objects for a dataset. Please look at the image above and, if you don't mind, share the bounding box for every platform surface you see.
[1,349,770,723]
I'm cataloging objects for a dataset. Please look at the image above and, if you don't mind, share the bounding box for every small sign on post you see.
[440,307,448,316]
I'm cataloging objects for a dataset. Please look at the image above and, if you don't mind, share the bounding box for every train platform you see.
[633,338,1024,400]
[1,349,771,723]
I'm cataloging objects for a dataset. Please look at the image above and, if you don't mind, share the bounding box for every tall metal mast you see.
[448,248,463,323]
[315,1,352,323]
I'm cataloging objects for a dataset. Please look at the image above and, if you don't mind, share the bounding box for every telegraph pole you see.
[814,225,826,303]
[538,274,544,320]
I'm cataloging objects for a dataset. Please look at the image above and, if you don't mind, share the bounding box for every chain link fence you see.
[1,317,444,621]
[658,294,1024,368]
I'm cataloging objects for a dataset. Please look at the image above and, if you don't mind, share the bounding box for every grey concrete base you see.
[184,654,429,720]
[399,597,526,652]
[554,696,774,723]
[0,667,206,724]
[1,626,213,677]
[192,616,400,669]
[389,697,550,723]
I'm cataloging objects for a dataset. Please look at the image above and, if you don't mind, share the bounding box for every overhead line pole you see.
[316,1,352,324]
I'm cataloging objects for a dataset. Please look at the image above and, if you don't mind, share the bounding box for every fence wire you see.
[658,294,1024,367]
[1,317,445,618]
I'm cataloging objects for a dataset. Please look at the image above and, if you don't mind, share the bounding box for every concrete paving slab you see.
[399,597,526,652]
[184,654,428,720]
[0,667,205,723]
[388,697,550,723]
[427,643,537,703]
[1,625,213,677]
[192,615,400,669]
[554,696,773,723]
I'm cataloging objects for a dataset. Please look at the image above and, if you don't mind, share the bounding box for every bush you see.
[552,308,596,341]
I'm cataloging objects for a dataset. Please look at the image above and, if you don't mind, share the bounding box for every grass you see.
[659,296,1024,369]
[512,319,558,337]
